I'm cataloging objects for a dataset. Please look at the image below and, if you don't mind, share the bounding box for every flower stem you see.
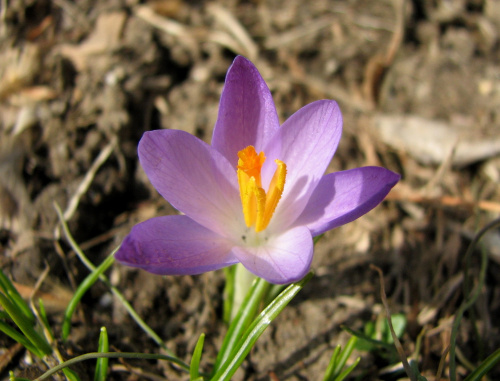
[213,275,270,374]
[232,263,257,321]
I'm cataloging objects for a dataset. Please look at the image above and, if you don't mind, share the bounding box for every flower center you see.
[237,146,286,232]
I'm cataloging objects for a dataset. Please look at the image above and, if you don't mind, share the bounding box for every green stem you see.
[62,253,116,340]
[212,272,313,380]
[55,203,171,352]
[231,264,257,320]
[35,352,190,381]
[213,276,270,373]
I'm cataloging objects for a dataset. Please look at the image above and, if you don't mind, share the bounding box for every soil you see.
[1,0,500,380]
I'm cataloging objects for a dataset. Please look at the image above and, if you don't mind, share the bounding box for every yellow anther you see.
[258,159,286,231]
[237,146,287,232]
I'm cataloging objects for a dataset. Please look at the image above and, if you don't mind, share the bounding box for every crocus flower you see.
[115,56,400,284]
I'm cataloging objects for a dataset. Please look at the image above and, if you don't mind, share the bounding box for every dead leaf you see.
[58,11,127,71]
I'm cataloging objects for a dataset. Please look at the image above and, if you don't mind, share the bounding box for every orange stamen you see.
[237,146,287,232]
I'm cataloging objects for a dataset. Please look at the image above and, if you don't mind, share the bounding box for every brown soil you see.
[1,0,500,380]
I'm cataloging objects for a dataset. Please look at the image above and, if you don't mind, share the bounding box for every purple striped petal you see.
[263,100,343,231]
[211,56,280,165]
[139,129,243,238]
[115,215,238,275]
[295,167,400,236]
[232,226,313,284]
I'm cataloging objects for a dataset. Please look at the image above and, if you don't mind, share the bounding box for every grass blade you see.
[55,203,172,352]
[0,292,52,356]
[0,269,35,324]
[94,327,109,381]
[323,336,358,381]
[212,276,270,373]
[332,336,357,377]
[62,368,81,381]
[62,253,115,340]
[35,352,191,380]
[0,320,43,357]
[211,272,313,381]
[333,357,360,381]
[37,299,54,343]
[341,325,395,350]
[222,266,235,324]
[9,371,31,381]
[190,333,205,380]
[323,345,341,381]
[464,347,500,381]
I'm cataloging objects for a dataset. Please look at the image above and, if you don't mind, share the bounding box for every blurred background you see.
[1,0,499,379]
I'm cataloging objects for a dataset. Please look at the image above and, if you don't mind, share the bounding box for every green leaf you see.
[0,269,35,324]
[333,336,357,376]
[264,283,286,305]
[211,272,313,381]
[62,254,115,340]
[344,314,406,356]
[0,310,10,319]
[222,266,235,324]
[55,203,173,353]
[384,314,406,344]
[62,368,81,381]
[94,327,109,381]
[464,347,500,381]
[9,371,31,381]
[190,333,205,380]
[342,325,395,351]
[37,299,54,342]
[0,320,43,357]
[323,345,341,381]
[313,234,324,245]
[0,292,52,356]
[35,352,191,380]
[212,276,270,373]
[333,357,360,381]
[323,336,359,381]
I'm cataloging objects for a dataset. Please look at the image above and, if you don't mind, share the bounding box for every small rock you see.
[373,114,500,166]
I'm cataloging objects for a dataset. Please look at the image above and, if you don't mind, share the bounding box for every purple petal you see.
[295,167,400,236]
[139,129,243,238]
[263,100,343,231]
[211,56,280,165]
[232,226,313,284]
[115,215,238,275]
